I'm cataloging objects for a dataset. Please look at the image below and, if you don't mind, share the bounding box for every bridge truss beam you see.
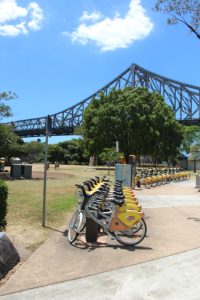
[6,64,200,137]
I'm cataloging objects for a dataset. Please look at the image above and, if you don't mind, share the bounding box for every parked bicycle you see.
[67,177,147,247]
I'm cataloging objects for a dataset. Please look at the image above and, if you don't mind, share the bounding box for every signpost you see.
[116,141,119,153]
[129,155,136,188]
[42,115,52,227]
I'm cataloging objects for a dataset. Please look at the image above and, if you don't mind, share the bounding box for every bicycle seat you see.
[112,192,124,197]
[110,198,124,206]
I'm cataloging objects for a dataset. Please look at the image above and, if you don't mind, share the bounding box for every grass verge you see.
[4,164,113,252]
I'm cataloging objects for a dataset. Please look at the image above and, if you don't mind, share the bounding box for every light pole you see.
[42,115,52,227]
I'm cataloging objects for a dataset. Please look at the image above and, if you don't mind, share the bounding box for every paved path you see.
[137,193,200,208]
[1,248,200,300]
[0,178,200,299]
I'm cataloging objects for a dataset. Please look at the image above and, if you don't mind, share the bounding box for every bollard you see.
[196,173,200,188]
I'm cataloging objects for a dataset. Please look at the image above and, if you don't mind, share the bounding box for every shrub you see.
[0,180,8,231]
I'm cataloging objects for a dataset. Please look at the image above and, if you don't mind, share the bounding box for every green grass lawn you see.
[5,164,114,251]
[7,180,75,224]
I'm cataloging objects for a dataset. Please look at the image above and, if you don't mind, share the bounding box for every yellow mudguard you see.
[117,210,144,227]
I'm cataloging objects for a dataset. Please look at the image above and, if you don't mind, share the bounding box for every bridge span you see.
[6,64,200,137]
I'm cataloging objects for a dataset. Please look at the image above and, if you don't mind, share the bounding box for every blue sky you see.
[0,0,200,143]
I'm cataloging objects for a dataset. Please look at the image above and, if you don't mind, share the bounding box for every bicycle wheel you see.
[145,182,151,189]
[156,179,161,186]
[113,218,147,246]
[152,181,157,187]
[187,172,190,180]
[67,211,84,244]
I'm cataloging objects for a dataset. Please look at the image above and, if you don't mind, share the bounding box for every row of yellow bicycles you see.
[134,168,190,189]
[68,176,147,246]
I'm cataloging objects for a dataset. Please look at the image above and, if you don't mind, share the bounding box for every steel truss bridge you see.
[7,64,200,137]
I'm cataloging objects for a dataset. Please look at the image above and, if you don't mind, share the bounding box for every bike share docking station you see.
[85,162,135,243]
[115,155,136,188]
[115,164,133,187]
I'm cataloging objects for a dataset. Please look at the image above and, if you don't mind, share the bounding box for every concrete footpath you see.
[1,248,200,300]
[0,179,200,299]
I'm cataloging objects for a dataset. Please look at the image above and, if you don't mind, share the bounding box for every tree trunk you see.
[193,159,196,173]
[135,155,141,167]
[124,153,129,164]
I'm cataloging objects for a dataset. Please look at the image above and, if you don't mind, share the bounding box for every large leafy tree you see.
[189,143,200,172]
[99,147,117,165]
[0,91,25,161]
[154,0,200,39]
[181,126,200,172]
[55,139,89,164]
[82,87,183,164]
[181,125,200,153]
[0,124,22,159]
[48,144,65,163]
[0,92,17,119]
[20,141,45,163]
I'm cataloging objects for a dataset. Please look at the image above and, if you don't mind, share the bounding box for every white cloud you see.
[27,2,44,30]
[79,11,102,23]
[0,0,44,37]
[68,0,154,51]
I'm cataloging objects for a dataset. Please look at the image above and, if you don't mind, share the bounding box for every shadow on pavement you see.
[63,230,153,252]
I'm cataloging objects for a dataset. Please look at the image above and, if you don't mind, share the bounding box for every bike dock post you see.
[85,211,99,243]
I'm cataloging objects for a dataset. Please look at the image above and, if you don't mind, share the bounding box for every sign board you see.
[115,164,132,187]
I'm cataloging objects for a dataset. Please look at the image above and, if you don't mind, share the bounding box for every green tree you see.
[0,91,17,119]
[20,141,45,163]
[58,139,89,165]
[0,91,20,161]
[154,0,200,39]
[0,124,22,160]
[82,87,183,164]
[48,144,65,163]
[181,125,200,153]
[99,147,117,165]
[189,143,200,172]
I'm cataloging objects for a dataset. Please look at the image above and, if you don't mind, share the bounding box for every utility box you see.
[115,164,133,187]
[10,164,22,179]
[22,165,32,179]
[10,164,32,179]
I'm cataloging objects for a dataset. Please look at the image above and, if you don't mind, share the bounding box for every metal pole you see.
[108,162,110,176]
[116,141,119,164]
[132,161,136,189]
[42,117,49,227]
